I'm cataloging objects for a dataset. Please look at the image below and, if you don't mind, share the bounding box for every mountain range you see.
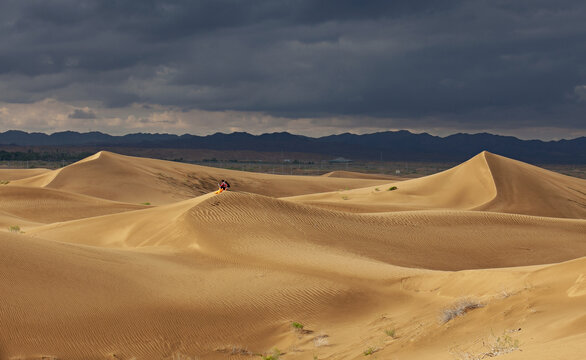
[0,130,584,163]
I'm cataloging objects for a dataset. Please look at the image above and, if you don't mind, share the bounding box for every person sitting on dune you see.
[216,179,230,194]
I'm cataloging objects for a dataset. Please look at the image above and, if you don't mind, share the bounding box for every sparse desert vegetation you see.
[363,346,379,356]
[441,299,485,324]
[291,321,304,331]
[384,328,397,338]
[8,225,21,233]
[453,331,520,359]
[313,333,329,347]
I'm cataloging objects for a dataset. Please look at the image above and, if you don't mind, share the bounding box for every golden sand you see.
[0,151,584,359]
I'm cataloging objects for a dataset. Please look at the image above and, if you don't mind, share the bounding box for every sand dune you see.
[321,170,406,181]
[287,151,586,219]
[1,150,586,359]
[477,151,586,218]
[13,151,389,204]
[0,185,146,226]
[0,168,50,180]
[28,191,586,271]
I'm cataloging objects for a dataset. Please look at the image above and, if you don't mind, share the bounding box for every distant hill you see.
[0,130,584,163]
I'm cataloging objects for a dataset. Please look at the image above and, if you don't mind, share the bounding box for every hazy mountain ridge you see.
[0,130,584,163]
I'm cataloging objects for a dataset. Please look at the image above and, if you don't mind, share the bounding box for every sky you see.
[1,0,586,140]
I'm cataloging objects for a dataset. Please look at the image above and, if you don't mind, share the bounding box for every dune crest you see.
[475,151,586,218]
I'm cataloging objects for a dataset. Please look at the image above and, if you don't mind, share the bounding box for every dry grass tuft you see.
[441,298,485,323]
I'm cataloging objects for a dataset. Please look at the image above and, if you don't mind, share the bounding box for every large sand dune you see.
[287,151,586,219]
[1,150,586,360]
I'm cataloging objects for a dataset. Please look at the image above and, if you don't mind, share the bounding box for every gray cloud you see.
[0,0,585,138]
[68,108,97,119]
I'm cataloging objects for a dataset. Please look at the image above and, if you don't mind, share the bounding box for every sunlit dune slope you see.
[0,231,393,359]
[356,256,586,360]
[0,168,51,181]
[29,191,586,271]
[287,151,586,219]
[0,186,146,226]
[12,151,388,204]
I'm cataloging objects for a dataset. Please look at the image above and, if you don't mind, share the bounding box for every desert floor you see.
[0,150,585,360]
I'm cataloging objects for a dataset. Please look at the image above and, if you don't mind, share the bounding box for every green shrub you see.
[363,347,378,356]
[0,180,9,185]
[291,321,304,330]
[140,202,151,205]
[8,225,20,233]
[388,186,398,191]
[384,328,397,338]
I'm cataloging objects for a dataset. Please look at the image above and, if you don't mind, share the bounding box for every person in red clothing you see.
[215,179,230,194]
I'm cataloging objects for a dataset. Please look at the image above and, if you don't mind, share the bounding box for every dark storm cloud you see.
[1,0,586,134]
[68,108,97,119]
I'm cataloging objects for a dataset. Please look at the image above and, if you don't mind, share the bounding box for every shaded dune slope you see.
[12,151,389,204]
[321,170,406,181]
[288,151,586,219]
[0,186,146,226]
[476,151,586,218]
[0,168,50,180]
[30,191,586,271]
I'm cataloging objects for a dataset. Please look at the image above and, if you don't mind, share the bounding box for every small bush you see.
[374,187,380,191]
[388,186,398,191]
[140,202,151,205]
[363,346,379,356]
[313,334,329,347]
[441,299,484,324]
[8,225,21,233]
[0,180,9,185]
[291,321,304,330]
[384,328,397,338]
[341,195,349,200]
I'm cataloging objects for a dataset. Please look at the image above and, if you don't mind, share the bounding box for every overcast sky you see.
[1,0,585,140]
